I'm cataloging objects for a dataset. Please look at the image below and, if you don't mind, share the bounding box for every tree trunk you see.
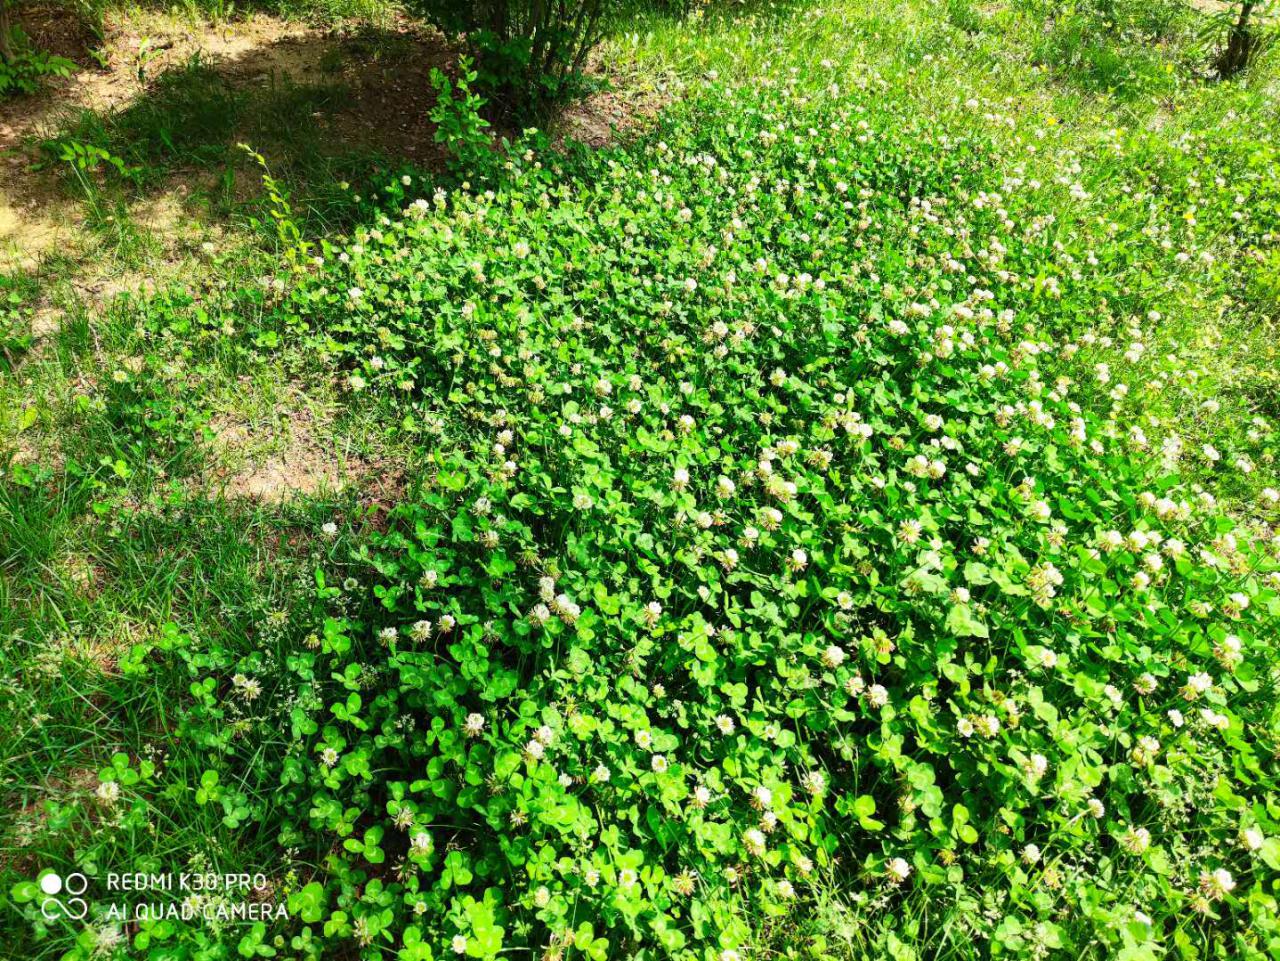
[0,1,16,64]
[1219,0,1258,77]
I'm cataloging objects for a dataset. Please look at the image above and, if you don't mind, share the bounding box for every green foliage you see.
[246,63,1279,960]
[420,0,606,117]
[242,143,314,263]
[0,24,75,97]
[428,57,495,176]
[4,3,1280,961]
[0,284,32,370]
[58,57,242,176]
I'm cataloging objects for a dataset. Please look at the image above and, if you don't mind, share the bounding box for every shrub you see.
[419,0,607,118]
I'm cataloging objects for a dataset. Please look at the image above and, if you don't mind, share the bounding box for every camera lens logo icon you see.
[40,872,89,920]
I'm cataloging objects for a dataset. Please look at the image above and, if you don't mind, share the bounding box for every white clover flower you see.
[643,601,663,627]
[822,645,846,669]
[1198,708,1229,731]
[464,713,485,737]
[1183,672,1213,700]
[1198,868,1236,901]
[1023,753,1048,781]
[452,935,468,955]
[1119,826,1151,854]
[802,770,826,795]
[1240,827,1265,852]
[885,857,912,883]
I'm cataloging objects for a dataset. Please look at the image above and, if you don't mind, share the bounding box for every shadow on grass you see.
[30,23,455,237]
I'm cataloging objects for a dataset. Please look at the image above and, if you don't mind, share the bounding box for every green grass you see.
[2,1,1279,959]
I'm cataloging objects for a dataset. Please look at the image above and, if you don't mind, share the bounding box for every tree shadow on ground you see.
[0,1,679,271]
[0,10,458,267]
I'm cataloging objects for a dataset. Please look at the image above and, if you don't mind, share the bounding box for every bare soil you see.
[0,7,456,271]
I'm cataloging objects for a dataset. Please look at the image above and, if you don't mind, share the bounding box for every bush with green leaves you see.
[417,0,606,117]
[224,67,1280,960]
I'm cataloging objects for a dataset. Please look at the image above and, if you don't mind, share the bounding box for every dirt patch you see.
[0,10,457,272]
[0,189,76,271]
[0,12,455,162]
[59,616,144,673]
[551,52,675,148]
[69,270,158,309]
[201,380,373,503]
[220,449,353,502]
[553,86,668,148]
[29,306,62,337]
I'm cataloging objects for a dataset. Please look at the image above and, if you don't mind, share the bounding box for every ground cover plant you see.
[3,1,1280,960]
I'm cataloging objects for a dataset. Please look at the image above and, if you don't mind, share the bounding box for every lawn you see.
[2,1,1279,960]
